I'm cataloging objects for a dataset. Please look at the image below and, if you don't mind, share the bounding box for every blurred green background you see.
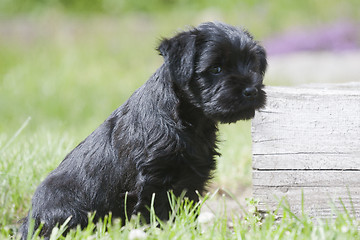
[1,0,359,132]
[1,0,360,230]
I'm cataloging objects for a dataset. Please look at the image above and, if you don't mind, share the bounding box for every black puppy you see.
[20,22,267,239]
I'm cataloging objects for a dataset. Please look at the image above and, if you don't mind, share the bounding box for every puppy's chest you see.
[161,155,213,187]
[174,142,216,178]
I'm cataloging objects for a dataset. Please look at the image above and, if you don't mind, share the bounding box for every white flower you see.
[128,229,147,240]
[198,211,215,224]
[341,226,349,233]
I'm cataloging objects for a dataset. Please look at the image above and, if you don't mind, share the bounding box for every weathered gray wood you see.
[253,153,360,170]
[251,83,360,217]
[253,170,360,187]
[253,186,360,217]
[252,85,360,157]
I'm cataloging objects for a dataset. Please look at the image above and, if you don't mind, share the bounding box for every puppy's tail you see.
[18,215,29,240]
[18,213,38,240]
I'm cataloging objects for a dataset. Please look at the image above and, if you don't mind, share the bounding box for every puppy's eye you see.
[209,66,222,75]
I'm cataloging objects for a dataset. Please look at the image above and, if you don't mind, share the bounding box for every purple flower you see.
[264,21,360,55]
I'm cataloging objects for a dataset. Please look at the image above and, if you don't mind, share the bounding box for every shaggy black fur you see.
[19,22,267,239]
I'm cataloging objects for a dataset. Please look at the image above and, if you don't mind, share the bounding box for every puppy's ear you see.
[256,45,267,76]
[157,32,196,85]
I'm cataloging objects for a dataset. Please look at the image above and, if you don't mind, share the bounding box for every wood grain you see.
[251,83,360,217]
[253,186,360,217]
[253,170,360,187]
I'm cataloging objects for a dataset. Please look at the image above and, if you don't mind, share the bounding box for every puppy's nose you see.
[242,87,258,98]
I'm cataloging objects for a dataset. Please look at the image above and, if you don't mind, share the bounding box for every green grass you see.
[1,4,360,239]
[4,186,360,239]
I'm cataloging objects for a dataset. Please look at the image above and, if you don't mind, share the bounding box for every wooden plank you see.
[253,170,360,187]
[251,84,360,160]
[253,153,360,170]
[253,186,360,217]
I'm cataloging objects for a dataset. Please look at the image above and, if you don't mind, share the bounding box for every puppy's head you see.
[158,22,267,123]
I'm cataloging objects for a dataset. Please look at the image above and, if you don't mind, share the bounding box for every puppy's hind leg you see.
[132,179,171,223]
[20,204,89,239]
